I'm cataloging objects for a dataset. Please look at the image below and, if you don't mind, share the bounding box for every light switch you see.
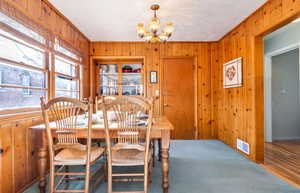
[155,90,160,96]
[280,88,288,95]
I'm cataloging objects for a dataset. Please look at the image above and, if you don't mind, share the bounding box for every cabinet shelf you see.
[100,72,118,75]
[122,72,141,75]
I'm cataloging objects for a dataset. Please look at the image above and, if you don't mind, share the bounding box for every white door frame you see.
[264,43,300,142]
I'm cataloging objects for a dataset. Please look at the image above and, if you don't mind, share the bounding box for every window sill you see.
[0,108,42,123]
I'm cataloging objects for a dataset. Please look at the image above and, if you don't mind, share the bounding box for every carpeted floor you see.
[24,140,300,193]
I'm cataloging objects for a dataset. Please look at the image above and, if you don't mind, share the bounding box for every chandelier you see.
[136,4,175,43]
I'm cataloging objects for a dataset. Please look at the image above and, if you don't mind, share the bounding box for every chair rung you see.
[64,177,85,181]
[54,190,85,193]
[113,178,144,182]
[112,191,145,193]
[55,172,86,176]
[112,173,144,177]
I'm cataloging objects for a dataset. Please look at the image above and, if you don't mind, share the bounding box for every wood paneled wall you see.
[0,114,44,193]
[0,1,90,193]
[212,0,300,162]
[90,42,216,139]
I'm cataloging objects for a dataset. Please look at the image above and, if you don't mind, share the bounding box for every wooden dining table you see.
[31,115,173,193]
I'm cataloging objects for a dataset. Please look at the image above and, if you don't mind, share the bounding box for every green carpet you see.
[24,140,300,193]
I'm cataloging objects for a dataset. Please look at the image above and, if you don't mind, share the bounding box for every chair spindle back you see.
[40,97,93,158]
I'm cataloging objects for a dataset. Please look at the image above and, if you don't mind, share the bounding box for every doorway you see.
[265,48,300,142]
[263,20,300,186]
[161,57,196,140]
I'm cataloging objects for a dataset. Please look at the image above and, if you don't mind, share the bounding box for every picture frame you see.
[150,71,157,84]
[223,57,243,88]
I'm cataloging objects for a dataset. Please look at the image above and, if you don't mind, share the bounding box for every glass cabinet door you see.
[99,64,119,96]
[121,64,143,95]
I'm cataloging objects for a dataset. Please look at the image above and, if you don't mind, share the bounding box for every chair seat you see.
[111,144,151,166]
[54,146,104,165]
[54,143,86,151]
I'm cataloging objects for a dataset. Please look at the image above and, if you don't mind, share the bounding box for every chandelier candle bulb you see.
[159,33,168,42]
[136,4,174,43]
[164,22,175,35]
[143,32,152,42]
[149,17,160,33]
[137,23,146,38]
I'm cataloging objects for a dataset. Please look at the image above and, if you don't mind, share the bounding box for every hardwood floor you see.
[264,140,300,188]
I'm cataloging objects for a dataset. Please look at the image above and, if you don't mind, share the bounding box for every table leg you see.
[161,148,169,193]
[38,147,48,193]
[161,131,170,193]
[37,131,48,193]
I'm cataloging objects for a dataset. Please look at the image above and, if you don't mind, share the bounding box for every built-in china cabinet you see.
[95,58,145,97]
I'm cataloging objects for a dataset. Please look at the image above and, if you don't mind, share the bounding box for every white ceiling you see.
[49,0,267,42]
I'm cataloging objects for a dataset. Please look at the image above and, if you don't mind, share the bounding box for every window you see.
[0,12,46,44]
[55,56,80,99]
[0,11,83,113]
[0,29,47,111]
[55,39,81,61]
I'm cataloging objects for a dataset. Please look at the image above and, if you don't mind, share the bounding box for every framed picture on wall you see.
[150,71,157,84]
[223,57,243,88]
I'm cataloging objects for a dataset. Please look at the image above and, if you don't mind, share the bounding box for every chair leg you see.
[152,140,155,167]
[148,163,152,184]
[49,164,55,193]
[158,139,162,161]
[65,165,69,186]
[84,164,90,193]
[107,164,112,193]
[104,159,108,182]
[144,166,148,193]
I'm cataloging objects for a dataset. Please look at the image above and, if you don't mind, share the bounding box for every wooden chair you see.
[130,96,156,166]
[96,95,157,166]
[40,97,105,193]
[101,96,154,193]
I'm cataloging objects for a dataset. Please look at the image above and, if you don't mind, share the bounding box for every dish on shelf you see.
[122,65,133,72]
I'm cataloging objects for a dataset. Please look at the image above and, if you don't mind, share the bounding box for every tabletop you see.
[31,115,174,131]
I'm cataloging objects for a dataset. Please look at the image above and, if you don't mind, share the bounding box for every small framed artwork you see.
[224,57,243,88]
[150,71,157,84]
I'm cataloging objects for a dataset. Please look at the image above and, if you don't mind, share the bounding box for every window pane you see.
[0,12,46,44]
[99,64,118,95]
[0,34,45,68]
[0,88,46,110]
[121,64,143,95]
[55,76,78,91]
[55,57,76,76]
[0,62,46,88]
[55,43,80,61]
[56,91,78,99]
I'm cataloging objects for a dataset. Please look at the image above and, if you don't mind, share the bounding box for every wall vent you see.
[237,138,250,155]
